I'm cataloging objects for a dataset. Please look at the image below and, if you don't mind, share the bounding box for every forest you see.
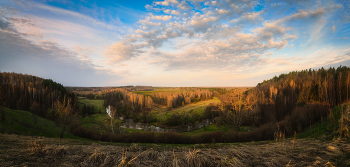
[0,65,349,144]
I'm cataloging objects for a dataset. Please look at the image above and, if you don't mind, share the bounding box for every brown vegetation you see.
[1,133,349,166]
[0,72,78,121]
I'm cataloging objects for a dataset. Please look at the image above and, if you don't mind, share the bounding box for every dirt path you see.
[0,133,349,166]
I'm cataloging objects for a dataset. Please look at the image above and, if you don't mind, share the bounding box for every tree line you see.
[207,66,350,132]
[252,66,350,124]
[0,72,77,117]
[151,88,217,108]
[0,72,78,138]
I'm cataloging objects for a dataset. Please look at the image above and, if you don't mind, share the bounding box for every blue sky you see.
[0,0,349,86]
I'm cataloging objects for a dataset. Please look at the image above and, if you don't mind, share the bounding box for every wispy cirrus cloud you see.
[0,1,125,86]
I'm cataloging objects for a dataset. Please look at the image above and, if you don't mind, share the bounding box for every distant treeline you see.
[151,88,217,108]
[0,72,78,119]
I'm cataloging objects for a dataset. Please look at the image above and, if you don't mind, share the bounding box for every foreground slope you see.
[1,104,349,166]
[0,107,79,139]
[0,133,349,167]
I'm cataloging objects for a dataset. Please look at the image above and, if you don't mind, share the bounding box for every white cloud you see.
[170,10,181,15]
[151,15,172,21]
[231,11,263,24]
[190,16,218,27]
[106,2,331,72]
[155,0,179,6]
[216,9,229,15]
[177,1,191,10]
[0,16,121,86]
[105,41,146,62]
[2,0,349,86]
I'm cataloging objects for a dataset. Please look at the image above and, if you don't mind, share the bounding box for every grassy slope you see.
[0,107,81,139]
[156,97,221,121]
[78,97,105,113]
[297,103,348,140]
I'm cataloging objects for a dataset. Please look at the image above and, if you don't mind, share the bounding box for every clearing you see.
[78,97,105,113]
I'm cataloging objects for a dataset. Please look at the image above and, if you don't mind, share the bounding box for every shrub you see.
[27,140,44,155]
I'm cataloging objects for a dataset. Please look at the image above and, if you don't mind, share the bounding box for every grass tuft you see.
[186,146,210,167]
[27,139,44,155]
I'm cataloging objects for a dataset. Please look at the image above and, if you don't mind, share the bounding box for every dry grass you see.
[186,147,209,167]
[1,133,349,166]
[27,139,44,155]
[339,105,350,138]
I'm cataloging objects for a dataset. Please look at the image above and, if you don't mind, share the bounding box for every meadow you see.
[78,97,105,113]
[0,107,81,139]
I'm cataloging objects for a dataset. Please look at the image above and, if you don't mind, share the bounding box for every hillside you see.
[1,103,349,166]
[0,131,349,166]
[0,107,82,139]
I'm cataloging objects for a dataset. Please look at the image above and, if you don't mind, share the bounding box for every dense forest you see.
[210,66,350,133]
[0,72,78,120]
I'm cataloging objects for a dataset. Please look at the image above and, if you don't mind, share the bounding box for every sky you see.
[0,0,350,87]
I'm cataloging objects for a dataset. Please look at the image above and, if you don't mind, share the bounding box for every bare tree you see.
[106,105,117,134]
[55,96,76,139]
[221,90,252,132]
[223,109,250,132]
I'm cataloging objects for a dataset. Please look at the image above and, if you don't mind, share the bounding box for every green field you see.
[0,107,81,139]
[78,97,105,113]
[156,97,221,121]
[79,113,124,134]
